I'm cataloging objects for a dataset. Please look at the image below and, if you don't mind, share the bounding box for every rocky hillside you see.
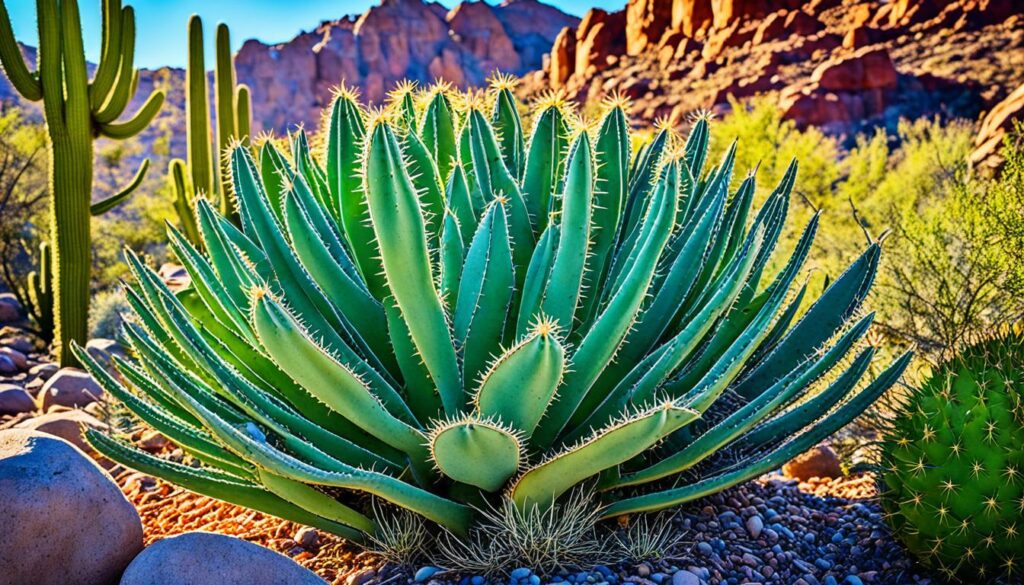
[234,0,577,131]
[528,0,1024,144]
[1,0,577,139]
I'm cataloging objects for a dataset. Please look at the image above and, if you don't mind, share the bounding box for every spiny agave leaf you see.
[420,89,458,182]
[475,323,565,438]
[522,104,568,230]
[454,201,515,390]
[601,351,913,517]
[491,82,525,181]
[430,417,522,491]
[466,108,535,279]
[577,105,629,328]
[533,176,676,449]
[733,242,881,401]
[403,129,446,242]
[538,131,592,333]
[364,120,463,414]
[446,163,477,243]
[516,223,559,337]
[327,94,388,298]
[85,430,368,542]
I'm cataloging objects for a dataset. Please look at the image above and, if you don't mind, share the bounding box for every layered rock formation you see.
[532,0,1023,137]
[233,0,576,131]
[0,0,576,137]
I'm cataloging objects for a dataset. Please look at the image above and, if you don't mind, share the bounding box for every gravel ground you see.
[377,474,937,585]
[117,468,941,585]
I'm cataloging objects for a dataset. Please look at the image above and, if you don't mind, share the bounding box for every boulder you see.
[36,367,104,410]
[811,47,898,91]
[0,346,28,370]
[14,409,109,457]
[0,293,22,324]
[971,81,1024,172]
[28,361,59,381]
[119,532,326,585]
[447,1,521,73]
[782,444,842,481]
[0,354,17,374]
[1,333,34,353]
[0,429,142,585]
[0,386,35,416]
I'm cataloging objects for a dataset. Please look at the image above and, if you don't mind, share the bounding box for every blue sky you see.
[6,0,622,68]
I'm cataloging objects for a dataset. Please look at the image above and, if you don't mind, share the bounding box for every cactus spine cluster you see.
[76,80,909,542]
[170,15,251,244]
[0,0,164,365]
[881,328,1024,582]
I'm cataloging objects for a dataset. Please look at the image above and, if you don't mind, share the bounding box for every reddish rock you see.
[887,0,943,27]
[575,9,626,76]
[843,25,881,49]
[230,0,577,129]
[550,26,576,88]
[448,2,521,74]
[972,82,1024,171]
[710,0,802,29]
[811,47,898,92]
[672,0,714,37]
[752,11,786,45]
[626,0,674,55]
[782,444,843,481]
[784,11,824,36]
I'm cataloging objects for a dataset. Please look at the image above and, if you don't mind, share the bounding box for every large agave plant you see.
[78,80,911,542]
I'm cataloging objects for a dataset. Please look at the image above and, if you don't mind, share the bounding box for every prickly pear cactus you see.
[881,329,1024,581]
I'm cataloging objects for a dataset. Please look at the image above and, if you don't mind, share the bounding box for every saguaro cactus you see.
[170,15,251,243]
[0,0,164,366]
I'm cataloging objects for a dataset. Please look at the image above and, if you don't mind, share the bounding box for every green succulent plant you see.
[881,328,1024,582]
[75,82,909,543]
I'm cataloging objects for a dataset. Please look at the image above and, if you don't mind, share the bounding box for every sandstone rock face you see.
[0,430,142,585]
[549,26,576,88]
[972,81,1024,171]
[811,47,898,92]
[626,0,673,55]
[231,0,577,132]
[119,532,326,585]
[672,0,714,38]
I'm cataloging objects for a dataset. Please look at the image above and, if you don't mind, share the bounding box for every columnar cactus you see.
[76,83,909,542]
[27,241,54,343]
[0,0,164,365]
[881,328,1024,582]
[170,15,252,244]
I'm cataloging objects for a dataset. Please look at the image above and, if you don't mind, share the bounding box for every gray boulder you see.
[119,532,326,585]
[14,409,109,460]
[36,367,104,410]
[0,429,143,585]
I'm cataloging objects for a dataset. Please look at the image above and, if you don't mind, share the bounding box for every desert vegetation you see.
[1,1,1023,584]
